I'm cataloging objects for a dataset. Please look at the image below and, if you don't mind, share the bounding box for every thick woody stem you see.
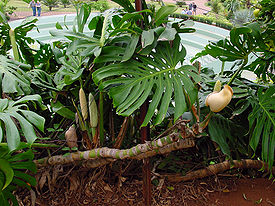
[82,138,195,169]
[166,159,275,182]
[34,133,195,168]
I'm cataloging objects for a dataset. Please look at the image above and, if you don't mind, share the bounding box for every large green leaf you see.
[0,159,13,190]
[0,55,31,95]
[54,55,84,90]
[0,114,20,151]
[248,87,275,170]
[192,26,256,63]
[27,69,58,91]
[155,5,177,27]
[122,34,139,61]
[111,0,135,13]
[93,35,201,126]
[0,148,36,205]
[141,29,154,48]
[50,20,104,58]
[51,101,75,120]
[0,96,45,151]
[208,115,232,157]
[75,3,91,33]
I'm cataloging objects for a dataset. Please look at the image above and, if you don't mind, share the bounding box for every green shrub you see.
[170,13,233,30]
[216,20,233,29]
[90,0,109,12]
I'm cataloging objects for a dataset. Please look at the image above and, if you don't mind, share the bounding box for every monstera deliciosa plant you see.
[49,0,200,130]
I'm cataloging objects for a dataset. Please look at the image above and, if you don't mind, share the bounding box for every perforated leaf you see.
[93,35,201,126]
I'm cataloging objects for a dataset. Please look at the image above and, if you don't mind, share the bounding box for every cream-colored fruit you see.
[89,93,98,128]
[79,88,88,120]
[205,85,233,112]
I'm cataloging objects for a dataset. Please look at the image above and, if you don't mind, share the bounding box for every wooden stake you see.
[140,101,151,206]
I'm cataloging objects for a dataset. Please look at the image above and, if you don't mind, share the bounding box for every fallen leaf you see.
[30,189,36,206]
[69,174,80,191]
[120,176,126,182]
[38,173,47,190]
[104,184,113,192]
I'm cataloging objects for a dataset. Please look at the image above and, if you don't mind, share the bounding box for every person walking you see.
[188,2,193,11]
[192,2,197,15]
[36,1,42,16]
[29,0,36,16]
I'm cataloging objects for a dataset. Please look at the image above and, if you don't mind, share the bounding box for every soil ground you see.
[17,166,275,206]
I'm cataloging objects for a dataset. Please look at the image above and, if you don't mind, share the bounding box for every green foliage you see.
[59,0,70,8]
[208,0,224,14]
[208,114,247,158]
[0,55,31,95]
[215,19,233,29]
[0,147,36,206]
[176,1,186,8]
[111,0,135,12]
[0,16,37,58]
[90,0,109,12]
[231,9,254,27]
[42,0,59,11]
[193,26,257,63]
[248,87,275,170]
[0,0,16,18]
[223,0,241,13]
[256,0,275,24]
[0,95,45,151]
[193,0,274,170]
[93,35,201,126]
[48,0,200,141]
[170,13,233,30]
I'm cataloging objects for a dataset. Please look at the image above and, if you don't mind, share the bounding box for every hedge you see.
[170,13,233,30]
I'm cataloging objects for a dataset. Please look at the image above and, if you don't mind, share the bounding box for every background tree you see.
[42,0,59,11]
[207,0,224,19]
[59,0,70,8]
